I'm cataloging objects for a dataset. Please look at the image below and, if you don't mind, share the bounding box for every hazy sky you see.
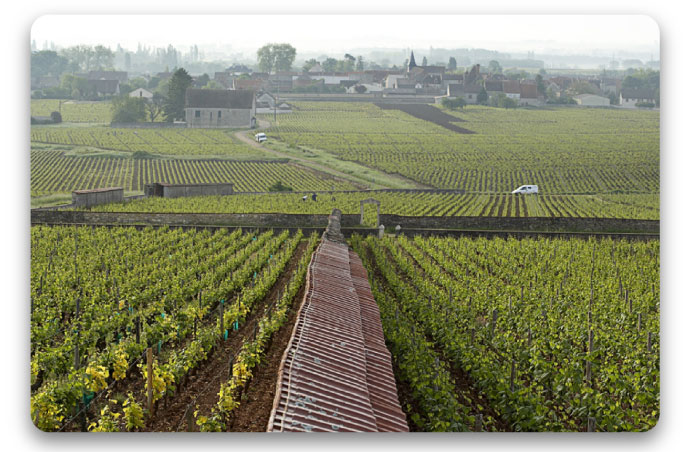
[31,15,660,58]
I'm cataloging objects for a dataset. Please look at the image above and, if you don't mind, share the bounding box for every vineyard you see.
[30,150,357,195]
[31,100,112,123]
[30,224,319,431]
[267,103,659,194]
[351,234,659,432]
[84,191,659,220]
[31,127,269,158]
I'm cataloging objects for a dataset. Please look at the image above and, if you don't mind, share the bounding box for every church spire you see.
[408,51,417,72]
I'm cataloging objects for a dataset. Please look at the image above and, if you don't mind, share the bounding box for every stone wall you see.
[110,122,187,129]
[379,215,659,234]
[31,210,361,228]
[162,183,234,198]
[31,209,658,234]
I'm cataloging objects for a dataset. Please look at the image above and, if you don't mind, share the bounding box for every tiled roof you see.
[185,88,254,109]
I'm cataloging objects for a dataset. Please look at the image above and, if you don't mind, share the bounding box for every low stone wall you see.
[31,210,659,235]
[31,210,361,228]
[110,122,187,129]
[379,215,659,234]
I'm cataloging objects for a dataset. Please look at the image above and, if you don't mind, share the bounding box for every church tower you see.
[407,51,417,73]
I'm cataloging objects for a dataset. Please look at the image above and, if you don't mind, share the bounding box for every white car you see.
[254,132,267,143]
[512,185,539,194]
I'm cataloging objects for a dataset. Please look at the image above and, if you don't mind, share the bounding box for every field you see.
[31,100,112,123]
[351,234,660,431]
[29,97,661,433]
[82,191,660,220]
[30,150,357,196]
[268,103,659,194]
[30,224,319,431]
[31,127,270,158]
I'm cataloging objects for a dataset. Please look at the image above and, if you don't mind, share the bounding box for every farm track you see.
[236,121,431,190]
[147,240,309,432]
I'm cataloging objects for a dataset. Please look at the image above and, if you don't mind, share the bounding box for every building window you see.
[210,112,213,120]
[469,94,473,99]
[195,110,200,118]
[218,110,222,118]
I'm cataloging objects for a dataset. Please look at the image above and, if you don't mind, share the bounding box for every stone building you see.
[184,88,256,128]
[72,187,124,208]
[573,93,611,107]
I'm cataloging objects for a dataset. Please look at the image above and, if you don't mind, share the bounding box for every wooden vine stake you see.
[186,407,194,432]
[219,301,224,338]
[587,417,596,432]
[510,361,516,392]
[637,313,642,332]
[147,347,153,416]
[647,332,653,353]
[586,330,594,383]
[626,289,631,313]
[474,414,483,432]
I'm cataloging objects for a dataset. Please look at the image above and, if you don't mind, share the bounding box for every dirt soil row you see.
[146,240,309,432]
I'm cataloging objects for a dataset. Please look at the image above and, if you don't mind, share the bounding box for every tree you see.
[356,56,364,71]
[488,60,502,74]
[322,58,338,72]
[111,96,146,123]
[448,57,457,71]
[60,74,88,99]
[50,111,62,123]
[203,80,223,90]
[257,44,275,73]
[477,87,488,105]
[194,73,210,88]
[273,44,297,72]
[354,85,367,94]
[568,80,598,96]
[535,74,546,96]
[303,58,319,72]
[257,43,297,73]
[92,45,115,70]
[31,50,69,78]
[493,93,517,109]
[148,76,161,90]
[163,68,193,122]
[145,93,165,122]
[336,59,354,72]
[441,97,466,110]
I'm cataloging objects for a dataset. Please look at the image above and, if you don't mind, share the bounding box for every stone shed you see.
[72,187,124,208]
[144,182,234,199]
[184,88,256,128]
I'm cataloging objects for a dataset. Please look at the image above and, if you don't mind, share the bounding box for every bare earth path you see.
[233,121,430,190]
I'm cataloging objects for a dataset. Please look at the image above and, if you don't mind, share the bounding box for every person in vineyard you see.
[312,193,317,202]
[302,195,307,202]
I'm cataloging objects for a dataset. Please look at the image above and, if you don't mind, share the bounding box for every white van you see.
[512,185,539,194]
[254,132,267,143]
